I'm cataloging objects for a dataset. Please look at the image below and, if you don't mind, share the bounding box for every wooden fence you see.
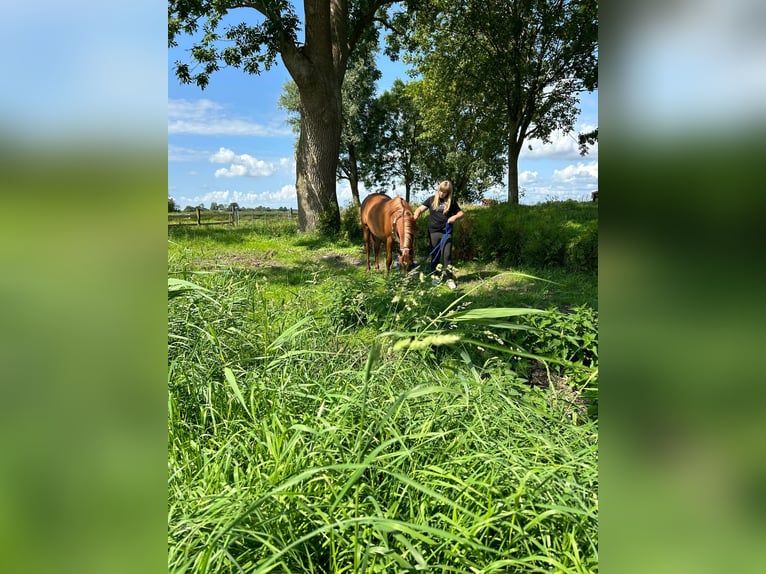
[168,207,295,226]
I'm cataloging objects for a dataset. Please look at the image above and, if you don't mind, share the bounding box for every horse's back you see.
[361,193,391,237]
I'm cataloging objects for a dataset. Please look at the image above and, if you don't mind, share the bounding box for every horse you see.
[360,193,415,274]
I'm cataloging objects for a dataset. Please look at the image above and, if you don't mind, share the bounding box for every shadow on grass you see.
[294,234,353,250]
[454,267,597,310]
[254,258,596,311]
[236,256,367,287]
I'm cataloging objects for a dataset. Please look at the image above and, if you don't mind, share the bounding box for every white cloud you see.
[522,129,598,160]
[168,98,292,136]
[209,147,292,178]
[179,185,298,209]
[553,161,598,183]
[168,144,209,162]
[519,170,539,184]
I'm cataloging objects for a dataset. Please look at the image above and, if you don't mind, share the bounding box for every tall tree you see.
[409,78,505,203]
[392,0,598,204]
[337,35,381,208]
[362,80,428,203]
[169,0,399,233]
[278,36,380,210]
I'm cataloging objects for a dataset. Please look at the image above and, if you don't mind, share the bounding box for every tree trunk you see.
[347,143,361,208]
[294,79,342,233]
[507,143,521,204]
[283,0,347,234]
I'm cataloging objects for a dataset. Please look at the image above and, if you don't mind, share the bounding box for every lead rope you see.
[405,222,452,274]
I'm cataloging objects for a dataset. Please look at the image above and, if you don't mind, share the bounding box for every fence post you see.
[289,208,293,219]
[196,207,201,225]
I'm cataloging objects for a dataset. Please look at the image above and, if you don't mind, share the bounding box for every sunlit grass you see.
[168,219,598,572]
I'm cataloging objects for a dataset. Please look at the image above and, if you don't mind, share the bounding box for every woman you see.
[413,180,465,288]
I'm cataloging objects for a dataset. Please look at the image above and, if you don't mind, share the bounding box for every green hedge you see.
[449,200,596,272]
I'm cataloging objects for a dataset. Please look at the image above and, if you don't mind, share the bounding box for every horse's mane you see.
[387,196,414,250]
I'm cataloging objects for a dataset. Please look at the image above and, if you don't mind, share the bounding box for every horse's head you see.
[397,246,413,273]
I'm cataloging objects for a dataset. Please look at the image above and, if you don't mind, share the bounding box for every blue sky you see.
[168,32,598,210]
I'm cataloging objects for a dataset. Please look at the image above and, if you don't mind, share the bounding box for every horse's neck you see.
[394,212,413,248]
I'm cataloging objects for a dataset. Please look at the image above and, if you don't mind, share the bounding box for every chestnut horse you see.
[360,193,415,274]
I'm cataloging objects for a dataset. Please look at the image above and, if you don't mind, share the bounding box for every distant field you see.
[168,208,296,226]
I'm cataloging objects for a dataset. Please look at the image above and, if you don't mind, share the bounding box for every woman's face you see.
[438,188,450,199]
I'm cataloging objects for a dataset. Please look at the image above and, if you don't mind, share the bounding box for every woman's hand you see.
[448,211,465,225]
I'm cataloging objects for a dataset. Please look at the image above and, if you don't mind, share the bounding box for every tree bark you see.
[347,143,361,208]
[507,142,521,205]
[294,81,343,232]
[282,0,346,233]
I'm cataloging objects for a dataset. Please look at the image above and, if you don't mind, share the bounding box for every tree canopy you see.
[390,0,598,203]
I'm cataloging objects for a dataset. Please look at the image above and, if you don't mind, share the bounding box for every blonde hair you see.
[434,180,453,212]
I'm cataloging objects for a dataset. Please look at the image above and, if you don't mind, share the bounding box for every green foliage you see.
[168,269,598,573]
[465,200,598,272]
[340,203,362,243]
[362,80,432,200]
[317,206,342,237]
[566,219,598,272]
[393,0,598,204]
[523,305,598,367]
[325,273,450,333]
[324,272,597,396]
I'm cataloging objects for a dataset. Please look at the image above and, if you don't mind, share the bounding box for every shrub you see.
[340,203,362,243]
[520,224,568,268]
[470,204,523,265]
[456,200,597,272]
[565,220,598,272]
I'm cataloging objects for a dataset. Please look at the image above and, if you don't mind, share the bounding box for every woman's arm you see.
[447,210,464,225]
[413,205,428,220]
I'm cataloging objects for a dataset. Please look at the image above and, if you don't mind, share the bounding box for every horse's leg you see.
[373,239,381,272]
[385,236,394,275]
[363,226,371,273]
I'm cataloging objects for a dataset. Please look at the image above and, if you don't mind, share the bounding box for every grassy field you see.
[168,216,598,573]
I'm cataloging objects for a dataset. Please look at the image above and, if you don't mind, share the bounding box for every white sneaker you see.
[446,279,457,290]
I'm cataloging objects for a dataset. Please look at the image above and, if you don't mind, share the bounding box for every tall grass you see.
[168,258,598,572]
